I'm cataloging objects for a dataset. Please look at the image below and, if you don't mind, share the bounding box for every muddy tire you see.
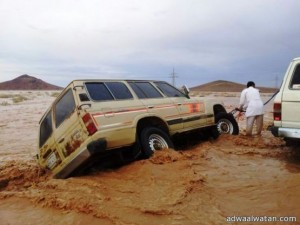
[140,127,174,158]
[121,143,142,163]
[210,125,220,139]
[215,112,239,135]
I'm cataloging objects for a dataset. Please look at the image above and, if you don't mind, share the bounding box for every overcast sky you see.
[1,0,300,88]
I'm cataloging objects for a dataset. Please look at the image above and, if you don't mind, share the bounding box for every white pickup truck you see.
[271,57,300,141]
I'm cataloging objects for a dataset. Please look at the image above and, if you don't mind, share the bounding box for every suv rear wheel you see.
[140,127,174,158]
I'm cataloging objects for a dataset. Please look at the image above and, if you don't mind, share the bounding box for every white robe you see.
[239,87,264,117]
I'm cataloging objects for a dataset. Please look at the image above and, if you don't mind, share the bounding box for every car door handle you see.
[58,138,65,143]
[177,103,182,106]
[148,105,154,109]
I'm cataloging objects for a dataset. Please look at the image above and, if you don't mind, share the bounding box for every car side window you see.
[39,110,53,147]
[129,82,163,99]
[290,64,300,89]
[85,83,114,101]
[105,82,133,99]
[55,89,76,128]
[154,81,186,97]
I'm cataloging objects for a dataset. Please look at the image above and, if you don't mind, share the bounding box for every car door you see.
[84,81,145,148]
[128,81,183,132]
[53,87,88,161]
[38,109,62,170]
[153,81,207,130]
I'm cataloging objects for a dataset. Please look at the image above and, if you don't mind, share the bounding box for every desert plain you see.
[0,90,299,225]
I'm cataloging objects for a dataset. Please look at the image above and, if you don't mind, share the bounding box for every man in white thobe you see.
[239,81,264,136]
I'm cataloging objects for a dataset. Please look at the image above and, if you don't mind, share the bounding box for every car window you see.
[129,82,162,99]
[105,82,133,99]
[55,89,76,128]
[85,83,114,101]
[39,110,53,147]
[154,81,186,97]
[290,64,300,89]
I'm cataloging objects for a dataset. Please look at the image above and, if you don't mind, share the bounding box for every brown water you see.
[0,91,299,225]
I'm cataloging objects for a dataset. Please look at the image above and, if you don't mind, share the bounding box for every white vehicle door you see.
[281,62,300,128]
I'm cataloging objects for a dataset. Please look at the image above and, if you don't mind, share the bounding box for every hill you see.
[190,80,278,93]
[0,74,62,90]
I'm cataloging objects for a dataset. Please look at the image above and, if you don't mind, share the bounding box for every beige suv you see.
[37,80,238,178]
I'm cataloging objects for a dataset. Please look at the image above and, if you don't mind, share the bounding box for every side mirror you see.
[182,85,190,98]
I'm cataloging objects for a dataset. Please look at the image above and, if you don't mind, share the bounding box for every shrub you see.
[0,101,10,106]
[12,95,28,103]
[51,92,61,98]
[0,94,14,98]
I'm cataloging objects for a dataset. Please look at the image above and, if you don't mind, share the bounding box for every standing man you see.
[239,81,264,136]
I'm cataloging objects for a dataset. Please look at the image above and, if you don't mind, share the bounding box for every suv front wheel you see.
[215,112,239,135]
[140,127,174,158]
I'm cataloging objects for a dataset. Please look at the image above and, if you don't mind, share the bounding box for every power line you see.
[169,68,178,86]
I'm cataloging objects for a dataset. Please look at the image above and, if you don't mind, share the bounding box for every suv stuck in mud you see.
[37,80,238,178]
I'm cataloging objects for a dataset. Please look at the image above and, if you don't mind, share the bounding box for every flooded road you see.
[0,91,299,225]
[1,134,299,225]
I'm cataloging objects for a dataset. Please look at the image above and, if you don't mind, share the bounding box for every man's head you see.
[247,81,255,88]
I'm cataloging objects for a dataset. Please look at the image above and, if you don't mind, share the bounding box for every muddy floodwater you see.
[0,91,299,225]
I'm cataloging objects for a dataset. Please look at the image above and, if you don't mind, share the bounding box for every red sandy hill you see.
[0,74,62,90]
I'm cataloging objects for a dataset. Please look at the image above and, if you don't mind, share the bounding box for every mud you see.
[0,91,299,225]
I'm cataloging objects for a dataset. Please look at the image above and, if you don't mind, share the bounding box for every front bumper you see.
[271,126,300,139]
[54,138,107,179]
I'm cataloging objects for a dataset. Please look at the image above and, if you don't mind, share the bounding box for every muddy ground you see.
[0,91,299,225]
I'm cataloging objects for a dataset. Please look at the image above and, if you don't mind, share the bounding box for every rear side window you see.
[39,110,53,147]
[129,82,162,99]
[55,89,76,128]
[290,64,300,89]
[85,83,114,101]
[154,82,186,97]
[85,82,133,100]
[106,82,133,99]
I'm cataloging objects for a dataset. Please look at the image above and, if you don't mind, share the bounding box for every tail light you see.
[82,113,97,135]
[273,103,281,121]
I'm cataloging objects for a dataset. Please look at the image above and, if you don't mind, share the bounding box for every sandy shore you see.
[0,91,299,225]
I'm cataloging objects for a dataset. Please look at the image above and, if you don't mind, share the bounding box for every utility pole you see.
[170,68,178,86]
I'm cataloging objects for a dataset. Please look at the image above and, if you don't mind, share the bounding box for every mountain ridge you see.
[0,75,62,90]
[0,76,278,92]
[190,80,278,93]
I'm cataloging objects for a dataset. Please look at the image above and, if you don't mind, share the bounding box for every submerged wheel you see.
[140,127,174,158]
[210,125,220,139]
[215,112,239,135]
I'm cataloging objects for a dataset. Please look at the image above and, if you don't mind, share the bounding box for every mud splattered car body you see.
[37,80,238,178]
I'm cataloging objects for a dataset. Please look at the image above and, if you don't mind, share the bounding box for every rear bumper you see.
[271,126,300,139]
[54,138,107,179]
